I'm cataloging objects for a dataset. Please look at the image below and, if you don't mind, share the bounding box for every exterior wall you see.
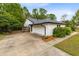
[24,19,65,36]
[31,24,65,36]
[31,25,45,36]
[60,25,65,27]
[44,24,57,36]
[24,19,33,27]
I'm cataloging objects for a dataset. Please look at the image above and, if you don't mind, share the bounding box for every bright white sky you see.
[21,3,79,21]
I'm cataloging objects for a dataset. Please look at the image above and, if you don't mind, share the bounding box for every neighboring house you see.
[24,18,65,36]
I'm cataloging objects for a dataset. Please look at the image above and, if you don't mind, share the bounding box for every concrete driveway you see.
[0,32,46,56]
[0,32,71,56]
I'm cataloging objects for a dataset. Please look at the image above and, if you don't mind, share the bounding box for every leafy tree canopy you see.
[0,3,26,32]
[31,8,56,20]
[47,14,56,20]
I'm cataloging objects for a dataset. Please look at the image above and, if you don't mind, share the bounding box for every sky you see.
[21,3,79,21]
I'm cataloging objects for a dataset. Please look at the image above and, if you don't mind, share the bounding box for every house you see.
[24,18,65,36]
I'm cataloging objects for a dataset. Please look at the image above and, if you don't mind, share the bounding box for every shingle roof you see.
[28,18,64,25]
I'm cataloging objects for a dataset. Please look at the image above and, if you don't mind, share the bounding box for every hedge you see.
[53,27,72,37]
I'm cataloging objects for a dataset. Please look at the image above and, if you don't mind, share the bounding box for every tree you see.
[0,3,25,32]
[31,8,47,19]
[76,10,79,17]
[65,20,76,31]
[23,7,30,19]
[72,10,79,25]
[0,12,22,32]
[32,8,39,19]
[1,3,25,23]
[39,8,47,19]
[47,14,56,20]
[65,10,79,31]
[39,8,47,15]
[61,14,67,22]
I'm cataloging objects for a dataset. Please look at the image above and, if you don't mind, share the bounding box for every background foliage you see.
[0,3,26,32]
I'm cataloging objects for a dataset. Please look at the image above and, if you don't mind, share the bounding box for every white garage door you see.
[31,25,45,36]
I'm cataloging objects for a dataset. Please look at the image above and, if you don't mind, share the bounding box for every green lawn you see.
[54,34,79,56]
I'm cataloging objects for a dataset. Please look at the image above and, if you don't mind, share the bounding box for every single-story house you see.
[24,18,65,36]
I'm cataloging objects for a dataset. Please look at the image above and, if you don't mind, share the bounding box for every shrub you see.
[65,27,72,35]
[53,27,72,37]
[53,27,65,37]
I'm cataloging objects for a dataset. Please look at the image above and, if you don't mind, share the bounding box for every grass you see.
[54,34,79,56]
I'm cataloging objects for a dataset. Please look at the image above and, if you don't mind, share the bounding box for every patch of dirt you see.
[42,36,55,42]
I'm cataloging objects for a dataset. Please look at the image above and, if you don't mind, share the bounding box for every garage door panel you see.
[32,25,45,36]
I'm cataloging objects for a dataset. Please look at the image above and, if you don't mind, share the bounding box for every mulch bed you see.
[42,36,55,42]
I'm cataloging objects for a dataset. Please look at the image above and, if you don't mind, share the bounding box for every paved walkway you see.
[35,47,70,56]
[0,32,78,56]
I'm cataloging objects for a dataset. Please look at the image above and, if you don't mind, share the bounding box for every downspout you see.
[41,24,46,36]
